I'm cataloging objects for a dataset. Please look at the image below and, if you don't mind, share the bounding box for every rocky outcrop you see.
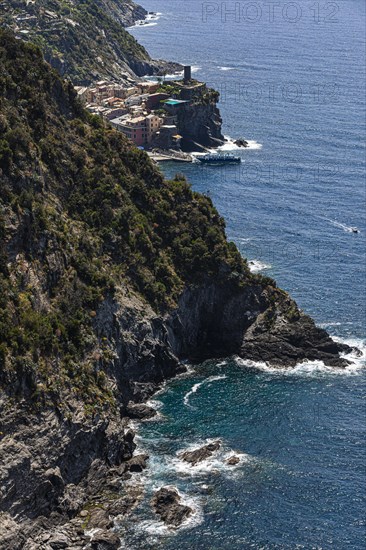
[129,58,182,78]
[167,279,351,367]
[99,0,148,28]
[0,403,140,549]
[234,138,249,148]
[177,102,225,151]
[151,487,192,527]
[239,288,352,367]
[226,455,241,466]
[126,454,149,472]
[178,441,221,465]
[0,273,352,548]
[124,402,157,420]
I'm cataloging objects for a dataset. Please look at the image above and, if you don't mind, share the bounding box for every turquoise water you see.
[123,2,366,548]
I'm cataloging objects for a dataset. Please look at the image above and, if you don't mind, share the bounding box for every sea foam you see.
[171,438,253,477]
[183,375,227,407]
[219,136,263,151]
[248,259,272,273]
[128,12,161,29]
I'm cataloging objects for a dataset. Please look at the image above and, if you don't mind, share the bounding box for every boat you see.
[197,153,241,164]
[351,227,359,233]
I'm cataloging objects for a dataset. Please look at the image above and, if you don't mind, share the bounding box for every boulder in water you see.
[226,455,240,466]
[178,440,221,465]
[151,487,192,526]
[234,138,249,147]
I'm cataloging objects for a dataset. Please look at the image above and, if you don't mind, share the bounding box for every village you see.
[1,2,225,160]
[74,66,211,161]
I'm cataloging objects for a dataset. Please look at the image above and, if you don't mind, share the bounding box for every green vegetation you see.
[0,0,152,83]
[156,83,182,97]
[0,32,272,410]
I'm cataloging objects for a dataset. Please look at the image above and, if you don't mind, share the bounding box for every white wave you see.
[218,136,263,151]
[126,418,141,432]
[245,140,263,150]
[319,321,343,327]
[128,21,158,29]
[235,236,254,244]
[179,362,196,377]
[218,66,235,71]
[183,375,227,407]
[248,259,271,273]
[171,438,253,477]
[324,218,360,234]
[128,12,161,29]
[140,21,157,27]
[334,336,366,368]
[145,398,164,410]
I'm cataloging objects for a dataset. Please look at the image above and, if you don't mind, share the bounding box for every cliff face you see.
[166,84,225,150]
[0,34,352,548]
[177,102,224,150]
[167,280,351,366]
[99,0,148,27]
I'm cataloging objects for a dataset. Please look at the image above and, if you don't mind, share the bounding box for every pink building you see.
[117,117,147,146]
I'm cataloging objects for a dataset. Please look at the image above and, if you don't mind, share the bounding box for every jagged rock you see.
[179,440,221,465]
[226,455,240,466]
[234,138,249,147]
[60,484,85,517]
[151,487,192,527]
[126,454,149,473]
[48,533,70,549]
[177,101,225,151]
[88,508,113,530]
[239,289,352,367]
[90,530,120,550]
[124,402,157,420]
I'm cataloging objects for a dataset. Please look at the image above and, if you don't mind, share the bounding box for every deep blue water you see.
[121,2,366,548]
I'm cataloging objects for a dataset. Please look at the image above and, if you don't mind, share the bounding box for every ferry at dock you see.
[197,153,241,164]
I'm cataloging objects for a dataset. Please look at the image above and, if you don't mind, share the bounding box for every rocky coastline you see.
[0,16,359,550]
[0,275,354,549]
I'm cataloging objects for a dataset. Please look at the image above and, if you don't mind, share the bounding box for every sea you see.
[119,2,366,548]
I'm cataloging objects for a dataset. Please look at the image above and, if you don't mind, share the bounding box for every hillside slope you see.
[0,33,352,548]
[0,0,179,83]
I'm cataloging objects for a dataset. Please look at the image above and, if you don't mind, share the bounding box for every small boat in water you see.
[198,153,241,164]
[351,227,359,233]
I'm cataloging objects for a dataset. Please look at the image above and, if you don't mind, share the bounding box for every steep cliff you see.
[0,33,352,548]
[157,82,224,150]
